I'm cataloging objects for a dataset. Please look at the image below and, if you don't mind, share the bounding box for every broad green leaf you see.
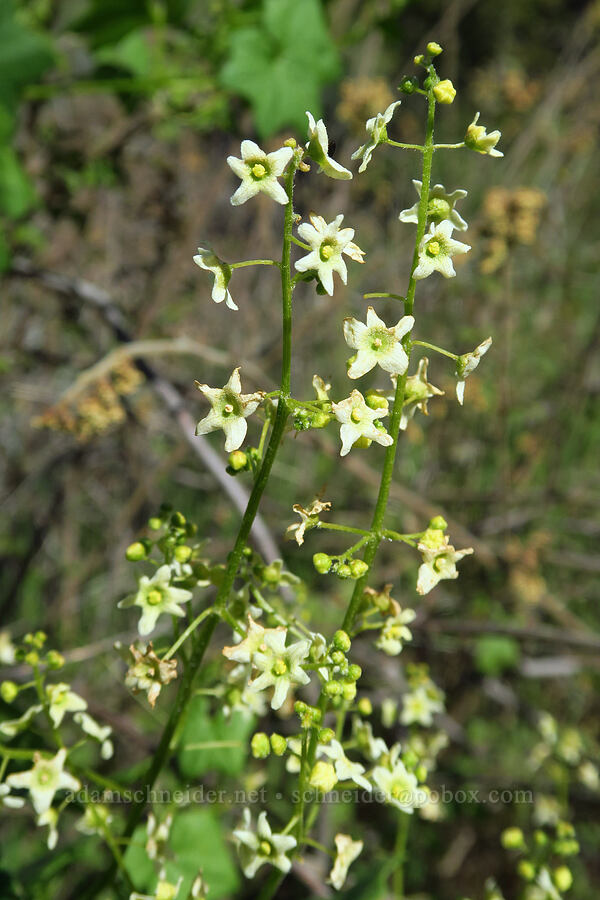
[177,696,254,777]
[94,28,153,77]
[220,0,340,137]
[473,634,520,676]
[0,0,54,111]
[0,146,36,218]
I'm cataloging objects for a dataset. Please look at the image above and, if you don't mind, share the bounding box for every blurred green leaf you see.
[94,28,153,77]
[0,147,36,218]
[177,697,254,777]
[473,634,520,676]
[220,0,340,136]
[0,0,54,112]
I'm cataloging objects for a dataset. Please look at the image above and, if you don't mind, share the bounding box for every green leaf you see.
[473,634,520,676]
[0,0,54,112]
[220,0,340,137]
[0,146,36,218]
[177,696,254,777]
[124,809,239,899]
[94,28,153,77]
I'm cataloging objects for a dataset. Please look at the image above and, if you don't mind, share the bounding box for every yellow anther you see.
[251,163,266,179]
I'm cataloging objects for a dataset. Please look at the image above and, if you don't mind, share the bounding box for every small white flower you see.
[0,704,43,739]
[353,718,388,762]
[321,739,371,791]
[193,247,237,311]
[294,213,364,296]
[372,745,425,813]
[45,682,87,729]
[328,833,363,890]
[376,607,416,656]
[118,564,193,636]
[227,140,293,206]
[416,526,473,595]
[391,358,444,430]
[75,803,112,836]
[222,616,276,665]
[465,112,504,157]
[578,760,600,791]
[145,812,172,860]
[286,498,332,546]
[343,307,414,379]
[399,180,468,231]
[0,783,25,809]
[332,389,393,457]
[130,869,183,900]
[401,686,444,727]
[351,101,401,173]
[455,336,492,404]
[195,367,264,453]
[74,711,114,760]
[248,629,311,711]
[305,111,352,180]
[233,809,297,878]
[7,748,80,815]
[0,630,16,665]
[413,220,471,280]
[37,807,59,850]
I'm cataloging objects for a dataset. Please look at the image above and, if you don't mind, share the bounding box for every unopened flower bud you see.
[318,727,335,744]
[228,450,248,472]
[45,650,65,670]
[170,512,186,528]
[402,749,419,769]
[349,559,369,578]
[501,827,525,850]
[428,515,447,531]
[517,860,536,881]
[313,553,331,575]
[414,54,425,66]
[262,564,280,585]
[415,764,428,782]
[283,138,297,148]
[398,75,419,94]
[0,681,19,703]
[270,733,287,756]
[148,516,163,530]
[433,79,456,104]
[427,41,443,56]
[324,680,343,697]
[553,866,573,892]
[126,542,147,561]
[24,650,39,666]
[309,761,337,793]
[332,630,351,653]
[331,650,345,666]
[347,663,362,682]
[174,545,192,563]
[251,732,271,759]
[533,830,548,847]
[337,563,352,579]
[342,682,357,701]
[365,391,389,411]
[357,697,372,716]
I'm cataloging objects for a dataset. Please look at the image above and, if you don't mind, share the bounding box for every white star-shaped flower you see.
[343,306,414,379]
[192,247,237,311]
[351,101,401,173]
[376,607,416,656]
[413,220,471,280]
[328,833,363,890]
[118,564,193,636]
[227,140,293,206]
[321,739,371,791]
[465,112,504,157]
[233,809,297,878]
[195,367,264,452]
[400,686,444,727]
[286,498,331,546]
[399,180,468,231]
[0,704,43,739]
[305,111,352,180]
[45,682,87,729]
[7,748,80,815]
[416,526,473,595]
[294,213,364,296]
[455,336,492,404]
[248,629,311,710]
[332,390,392,457]
[222,616,279,665]
[372,745,426,813]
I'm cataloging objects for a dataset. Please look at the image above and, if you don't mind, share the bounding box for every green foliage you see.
[473,635,520,676]
[177,697,254,777]
[124,808,240,899]
[0,0,54,112]
[221,0,340,136]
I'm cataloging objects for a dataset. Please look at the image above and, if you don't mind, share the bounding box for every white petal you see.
[456,380,465,405]
[240,140,264,160]
[230,180,259,206]
[267,146,294,176]
[347,349,377,379]
[260,178,289,205]
[223,417,247,452]
[227,367,242,393]
[226,156,247,179]
[393,315,415,340]
[294,249,320,273]
[343,317,367,349]
[379,344,409,375]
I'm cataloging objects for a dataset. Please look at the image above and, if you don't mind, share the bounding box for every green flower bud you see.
[342,682,357,701]
[324,680,343,697]
[517,860,536,882]
[553,866,573,892]
[270,733,287,756]
[398,75,419,94]
[533,830,548,847]
[251,732,271,759]
[309,761,337,793]
[45,650,65,670]
[337,564,352,579]
[170,512,186,528]
[556,821,575,838]
[554,839,579,856]
[318,727,335,744]
[331,650,345,666]
[414,54,425,66]
[433,79,456,105]
[332,630,351,653]
[24,650,39,666]
[283,137,297,149]
[148,516,163,530]
[365,390,389,411]
[426,41,443,56]
[402,749,419,770]
[429,515,448,531]
[0,681,19,703]
[313,553,331,575]
[174,545,192,563]
[501,827,525,850]
[349,559,369,579]
[125,541,147,562]
[415,764,428,782]
[228,450,248,471]
[347,663,362,682]
[357,697,373,716]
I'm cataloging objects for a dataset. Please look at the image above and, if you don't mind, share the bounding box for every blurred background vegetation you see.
[1,0,600,897]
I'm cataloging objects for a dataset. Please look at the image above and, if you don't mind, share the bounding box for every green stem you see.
[386,140,424,151]
[433,142,465,150]
[162,606,215,660]
[411,339,458,360]
[342,88,436,634]
[392,813,410,897]
[317,522,371,536]
[364,292,405,301]
[231,259,279,269]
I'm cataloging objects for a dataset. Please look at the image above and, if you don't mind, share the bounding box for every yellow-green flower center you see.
[350,408,362,424]
[426,240,441,257]
[272,658,288,676]
[251,163,267,179]
[320,242,335,261]
[259,840,272,856]
[37,766,53,786]
[147,589,164,606]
